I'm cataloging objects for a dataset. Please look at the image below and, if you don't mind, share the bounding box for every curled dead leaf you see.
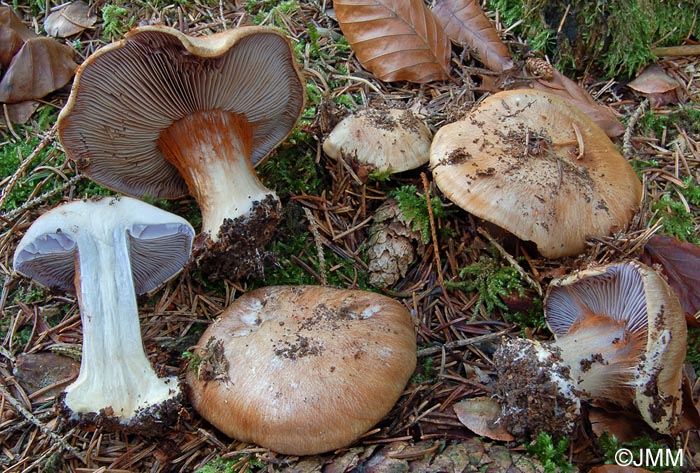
[3,100,40,124]
[0,6,38,68]
[431,0,514,72]
[641,234,700,327]
[44,1,97,38]
[0,37,77,103]
[334,0,452,83]
[510,68,625,137]
[453,396,515,441]
[627,65,680,107]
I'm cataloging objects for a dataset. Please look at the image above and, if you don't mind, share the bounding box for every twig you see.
[3,103,21,140]
[417,330,509,357]
[1,174,83,228]
[0,383,86,464]
[303,207,327,285]
[477,227,543,297]
[0,124,57,211]
[421,173,443,286]
[651,44,700,57]
[623,99,648,158]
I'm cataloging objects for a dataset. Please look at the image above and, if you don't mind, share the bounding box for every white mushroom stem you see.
[157,110,277,239]
[64,225,178,419]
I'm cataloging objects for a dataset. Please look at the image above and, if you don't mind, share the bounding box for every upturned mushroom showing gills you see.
[186,285,417,456]
[323,108,432,178]
[430,89,642,258]
[545,261,686,434]
[57,25,305,280]
[494,261,686,438]
[13,196,195,432]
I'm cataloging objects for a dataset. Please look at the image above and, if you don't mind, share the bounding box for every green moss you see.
[196,455,264,473]
[389,185,448,244]
[651,193,699,244]
[487,0,700,78]
[599,433,681,473]
[410,356,435,384]
[446,251,527,316]
[526,432,573,473]
[639,106,700,141]
[259,130,327,199]
[102,5,133,41]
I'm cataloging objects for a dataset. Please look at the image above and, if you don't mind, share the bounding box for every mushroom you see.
[323,108,432,179]
[430,89,642,258]
[186,285,417,455]
[493,261,686,437]
[57,25,305,280]
[545,261,686,434]
[13,196,195,432]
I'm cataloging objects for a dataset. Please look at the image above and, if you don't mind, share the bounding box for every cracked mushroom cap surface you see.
[323,108,432,174]
[57,24,304,199]
[545,261,687,434]
[430,89,642,258]
[186,285,417,456]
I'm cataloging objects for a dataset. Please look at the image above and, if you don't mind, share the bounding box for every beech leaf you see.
[641,234,700,327]
[510,69,625,137]
[431,0,513,72]
[453,397,515,441]
[0,37,77,103]
[0,6,38,68]
[334,0,452,83]
[44,1,97,38]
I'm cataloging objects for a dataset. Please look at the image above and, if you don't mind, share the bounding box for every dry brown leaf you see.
[431,0,514,72]
[453,397,515,441]
[641,234,700,327]
[627,65,680,107]
[0,6,38,68]
[44,1,97,38]
[334,0,451,83]
[0,37,77,103]
[510,69,625,137]
[3,100,40,124]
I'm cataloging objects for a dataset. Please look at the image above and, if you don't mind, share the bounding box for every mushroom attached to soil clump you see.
[430,89,642,258]
[494,261,686,438]
[13,196,195,432]
[323,108,432,179]
[186,285,417,456]
[57,25,305,280]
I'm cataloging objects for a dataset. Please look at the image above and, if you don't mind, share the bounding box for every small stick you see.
[623,99,648,158]
[0,125,57,211]
[421,173,443,286]
[650,44,700,57]
[417,330,508,357]
[1,174,83,227]
[477,227,543,297]
[303,207,327,286]
[0,383,86,464]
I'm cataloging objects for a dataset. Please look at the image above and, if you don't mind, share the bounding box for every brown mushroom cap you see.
[186,285,417,456]
[545,261,686,433]
[323,108,432,174]
[57,25,304,199]
[430,89,642,258]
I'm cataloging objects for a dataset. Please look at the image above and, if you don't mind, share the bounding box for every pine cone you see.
[366,198,423,287]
